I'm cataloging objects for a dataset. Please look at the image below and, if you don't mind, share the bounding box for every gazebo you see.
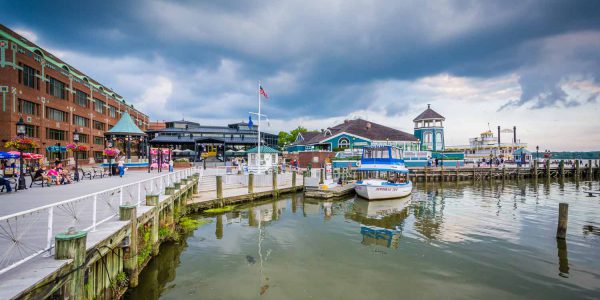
[246,145,279,173]
[105,111,147,162]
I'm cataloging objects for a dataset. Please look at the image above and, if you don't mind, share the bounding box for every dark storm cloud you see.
[2,0,600,120]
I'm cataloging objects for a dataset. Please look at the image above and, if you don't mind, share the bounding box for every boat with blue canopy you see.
[354,145,412,200]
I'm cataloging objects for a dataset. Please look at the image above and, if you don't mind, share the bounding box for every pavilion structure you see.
[105,111,147,162]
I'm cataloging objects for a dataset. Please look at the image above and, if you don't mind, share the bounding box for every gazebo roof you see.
[106,111,145,136]
[246,146,280,153]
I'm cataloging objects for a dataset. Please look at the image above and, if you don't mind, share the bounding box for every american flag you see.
[259,85,269,99]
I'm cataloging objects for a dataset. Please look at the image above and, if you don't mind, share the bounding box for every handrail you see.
[0,167,198,275]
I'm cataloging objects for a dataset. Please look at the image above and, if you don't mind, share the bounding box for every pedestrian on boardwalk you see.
[118,156,125,177]
[169,158,174,172]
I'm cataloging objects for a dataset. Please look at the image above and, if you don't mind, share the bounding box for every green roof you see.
[106,111,145,136]
[246,146,279,153]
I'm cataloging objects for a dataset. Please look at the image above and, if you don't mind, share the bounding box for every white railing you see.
[0,167,197,276]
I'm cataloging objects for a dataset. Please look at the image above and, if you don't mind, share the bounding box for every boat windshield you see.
[363,148,390,159]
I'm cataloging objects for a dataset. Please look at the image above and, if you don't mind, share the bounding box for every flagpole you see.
[258,81,261,172]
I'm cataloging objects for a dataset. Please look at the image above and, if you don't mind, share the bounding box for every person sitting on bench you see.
[0,175,12,192]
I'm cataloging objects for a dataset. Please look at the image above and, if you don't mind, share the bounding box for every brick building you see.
[0,24,149,162]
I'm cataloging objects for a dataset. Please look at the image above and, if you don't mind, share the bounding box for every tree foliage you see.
[278,126,310,147]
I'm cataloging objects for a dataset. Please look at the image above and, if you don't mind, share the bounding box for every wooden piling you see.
[216,175,223,199]
[319,169,324,185]
[272,171,279,197]
[292,171,297,191]
[575,160,580,179]
[559,160,564,177]
[556,203,568,239]
[248,173,254,194]
[589,160,593,180]
[546,160,551,178]
[55,228,87,299]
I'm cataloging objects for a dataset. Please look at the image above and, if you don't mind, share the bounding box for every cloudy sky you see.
[3,0,600,150]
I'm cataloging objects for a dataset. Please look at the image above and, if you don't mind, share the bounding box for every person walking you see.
[169,158,174,172]
[118,156,125,178]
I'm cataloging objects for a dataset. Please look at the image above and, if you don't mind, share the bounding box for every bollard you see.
[173,182,181,190]
[556,203,568,239]
[216,175,223,199]
[55,228,87,299]
[248,173,254,194]
[119,204,139,287]
[292,171,297,190]
[165,186,175,195]
[146,194,159,206]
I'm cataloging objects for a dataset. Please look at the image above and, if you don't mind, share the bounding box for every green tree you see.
[278,126,310,148]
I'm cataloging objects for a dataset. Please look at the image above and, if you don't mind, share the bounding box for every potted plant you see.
[103,148,120,176]
[4,137,37,151]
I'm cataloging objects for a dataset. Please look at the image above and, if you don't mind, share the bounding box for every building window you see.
[93,120,105,131]
[435,132,443,149]
[94,99,105,114]
[108,105,116,118]
[75,89,88,107]
[18,99,38,115]
[94,136,104,145]
[20,64,37,89]
[24,124,39,138]
[46,107,67,122]
[78,133,89,143]
[47,76,66,99]
[73,115,89,127]
[338,137,350,149]
[46,128,66,140]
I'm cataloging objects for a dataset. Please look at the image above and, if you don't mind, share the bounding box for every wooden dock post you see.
[575,160,580,179]
[319,168,324,185]
[120,204,139,287]
[248,173,254,194]
[546,160,551,179]
[559,160,565,177]
[588,160,593,180]
[292,171,297,191]
[216,175,223,199]
[272,171,279,197]
[556,203,568,239]
[55,228,87,299]
[455,168,459,182]
[533,160,538,179]
[424,167,428,183]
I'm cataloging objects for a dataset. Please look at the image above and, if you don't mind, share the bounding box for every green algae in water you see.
[204,205,236,214]
[179,216,212,232]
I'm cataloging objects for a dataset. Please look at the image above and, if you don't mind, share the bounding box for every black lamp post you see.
[73,129,80,182]
[107,138,114,177]
[536,145,539,163]
[16,117,27,190]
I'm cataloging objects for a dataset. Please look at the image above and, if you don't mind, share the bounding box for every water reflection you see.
[347,198,410,249]
[556,238,569,278]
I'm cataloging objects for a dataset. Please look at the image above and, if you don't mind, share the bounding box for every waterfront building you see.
[0,25,149,162]
[286,118,418,152]
[446,126,528,161]
[147,119,278,160]
[246,145,279,173]
[413,104,445,151]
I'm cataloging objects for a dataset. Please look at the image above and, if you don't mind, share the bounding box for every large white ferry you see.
[446,126,528,161]
[354,146,412,200]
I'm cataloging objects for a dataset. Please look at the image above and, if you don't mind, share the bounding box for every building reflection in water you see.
[347,197,411,249]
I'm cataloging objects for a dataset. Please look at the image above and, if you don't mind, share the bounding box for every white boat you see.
[354,145,412,200]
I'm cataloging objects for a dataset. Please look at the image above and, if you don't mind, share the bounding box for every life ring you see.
[355,161,361,167]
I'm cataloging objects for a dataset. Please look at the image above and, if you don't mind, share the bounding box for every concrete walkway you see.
[0,170,171,216]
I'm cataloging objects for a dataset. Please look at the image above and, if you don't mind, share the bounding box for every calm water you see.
[127,179,600,299]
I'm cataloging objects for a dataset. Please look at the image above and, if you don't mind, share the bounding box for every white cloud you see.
[13,27,38,43]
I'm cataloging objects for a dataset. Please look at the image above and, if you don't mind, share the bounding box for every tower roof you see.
[106,111,146,136]
[413,104,445,121]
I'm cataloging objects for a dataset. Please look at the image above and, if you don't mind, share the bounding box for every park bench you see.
[79,168,93,180]
[29,173,47,188]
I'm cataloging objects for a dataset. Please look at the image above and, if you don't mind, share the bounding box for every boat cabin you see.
[361,146,404,165]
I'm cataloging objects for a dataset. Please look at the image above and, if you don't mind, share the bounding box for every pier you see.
[0,168,308,300]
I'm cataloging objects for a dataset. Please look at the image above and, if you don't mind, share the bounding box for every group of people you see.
[32,161,74,186]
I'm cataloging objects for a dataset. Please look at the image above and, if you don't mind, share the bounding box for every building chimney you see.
[513,126,517,144]
[497,126,501,145]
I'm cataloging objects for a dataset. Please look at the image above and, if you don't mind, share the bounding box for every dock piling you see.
[120,204,139,287]
[248,173,254,194]
[556,203,569,239]
[216,175,223,199]
[55,228,87,299]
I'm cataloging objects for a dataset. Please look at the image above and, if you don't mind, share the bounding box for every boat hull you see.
[355,181,412,200]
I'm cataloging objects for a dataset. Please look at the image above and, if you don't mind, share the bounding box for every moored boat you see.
[354,146,412,200]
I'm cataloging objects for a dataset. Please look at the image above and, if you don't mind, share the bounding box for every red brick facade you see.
[0,25,149,161]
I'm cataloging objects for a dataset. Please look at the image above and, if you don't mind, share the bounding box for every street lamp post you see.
[16,117,27,190]
[73,129,80,182]
[108,138,114,177]
[536,145,539,166]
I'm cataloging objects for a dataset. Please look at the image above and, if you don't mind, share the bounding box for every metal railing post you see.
[119,186,124,205]
[46,207,54,251]
[92,194,97,231]
[137,182,142,206]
